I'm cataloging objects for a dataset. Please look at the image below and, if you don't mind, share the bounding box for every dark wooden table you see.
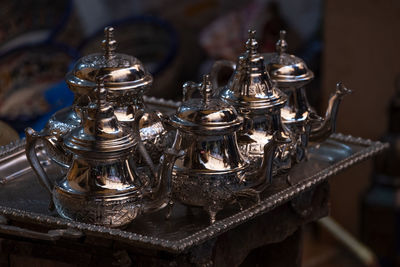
[0,182,329,267]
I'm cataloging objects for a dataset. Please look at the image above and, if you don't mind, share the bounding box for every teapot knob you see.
[95,77,108,105]
[102,26,117,60]
[246,29,258,55]
[201,74,212,103]
[182,81,198,102]
[276,30,288,55]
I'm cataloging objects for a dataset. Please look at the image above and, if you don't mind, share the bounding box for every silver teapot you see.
[264,30,352,147]
[25,79,178,227]
[166,75,279,223]
[212,30,293,173]
[42,26,168,168]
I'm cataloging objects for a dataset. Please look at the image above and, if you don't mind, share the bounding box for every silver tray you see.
[0,98,389,253]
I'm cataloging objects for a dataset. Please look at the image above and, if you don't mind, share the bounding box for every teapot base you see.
[171,171,262,223]
[53,187,142,227]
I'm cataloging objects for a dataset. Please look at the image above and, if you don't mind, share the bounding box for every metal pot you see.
[166,75,278,223]
[25,78,178,227]
[212,30,293,173]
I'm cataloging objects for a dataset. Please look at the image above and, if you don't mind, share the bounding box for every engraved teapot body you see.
[25,79,175,227]
[167,75,278,223]
[214,30,293,173]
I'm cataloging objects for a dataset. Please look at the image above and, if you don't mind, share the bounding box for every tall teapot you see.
[166,75,279,223]
[264,30,352,146]
[212,30,293,173]
[42,26,168,168]
[25,79,178,227]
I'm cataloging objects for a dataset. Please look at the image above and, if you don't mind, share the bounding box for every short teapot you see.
[25,79,178,227]
[166,75,279,223]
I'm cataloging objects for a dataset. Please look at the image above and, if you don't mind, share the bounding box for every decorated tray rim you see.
[0,131,388,253]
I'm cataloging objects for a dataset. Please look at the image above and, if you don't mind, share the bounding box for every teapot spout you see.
[256,134,288,187]
[142,148,183,214]
[309,82,352,143]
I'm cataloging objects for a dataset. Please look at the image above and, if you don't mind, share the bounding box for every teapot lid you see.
[66,26,153,95]
[64,78,136,158]
[170,75,242,134]
[221,30,287,110]
[263,30,314,87]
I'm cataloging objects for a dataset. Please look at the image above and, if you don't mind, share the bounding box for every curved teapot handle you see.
[132,110,158,181]
[25,128,66,210]
[182,81,199,102]
[210,59,236,93]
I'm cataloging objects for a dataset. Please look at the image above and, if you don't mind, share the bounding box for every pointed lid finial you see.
[95,77,108,108]
[276,30,288,55]
[102,26,117,60]
[246,30,258,55]
[201,74,212,103]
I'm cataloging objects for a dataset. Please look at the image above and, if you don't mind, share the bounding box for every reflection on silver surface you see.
[167,75,278,223]
[0,133,388,253]
[264,30,352,157]
[308,138,353,162]
[25,80,175,227]
[40,26,169,171]
[214,30,293,173]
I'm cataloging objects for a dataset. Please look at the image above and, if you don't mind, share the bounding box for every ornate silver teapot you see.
[212,30,293,173]
[42,26,168,167]
[25,79,178,227]
[264,30,352,147]
[167,75,279,223]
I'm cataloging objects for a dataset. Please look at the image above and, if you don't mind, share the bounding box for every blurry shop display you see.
[0,0,178,133]
[0,44,79,134]
[361,75,400,267]
[0,0,72,54]
[78,15,178,77]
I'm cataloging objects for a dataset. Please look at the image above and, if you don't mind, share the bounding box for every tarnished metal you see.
[0,130,388,253]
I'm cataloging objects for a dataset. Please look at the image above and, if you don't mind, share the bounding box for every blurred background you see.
[0,0,399,266]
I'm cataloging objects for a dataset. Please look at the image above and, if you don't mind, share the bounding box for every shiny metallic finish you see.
[264,30,352,157]
[167,75,277,223]
[263,30,314,87]
[41,26,168,168]
[216,30,293,173]
[25,80,175,227]
[309,82,352,143]
[65,26,153,105]
[0,132,388,252]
